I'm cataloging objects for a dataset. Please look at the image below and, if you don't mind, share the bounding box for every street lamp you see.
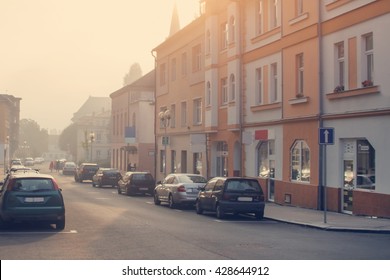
[159,109,170,178]
[89,132,95,162]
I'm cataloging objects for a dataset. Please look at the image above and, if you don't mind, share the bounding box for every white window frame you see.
[193,98,202,125]
[229,74,236,102]
[221,78,228,105]
[256,67,263,105]
[297,53,304,97]
[270,62,278,102]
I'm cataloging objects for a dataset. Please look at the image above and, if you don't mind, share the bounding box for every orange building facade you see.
[153,0,390,217]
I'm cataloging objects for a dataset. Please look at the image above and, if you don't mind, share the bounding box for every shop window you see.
[291,140,310,182]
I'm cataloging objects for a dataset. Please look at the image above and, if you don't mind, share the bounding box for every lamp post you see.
[158,109,170,178]
[3,136,9,174]
[89,132,95,162]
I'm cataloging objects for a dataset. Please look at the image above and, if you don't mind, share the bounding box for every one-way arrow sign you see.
[319,127,334,145]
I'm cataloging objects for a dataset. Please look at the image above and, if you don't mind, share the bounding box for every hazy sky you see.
[0,0,200,133]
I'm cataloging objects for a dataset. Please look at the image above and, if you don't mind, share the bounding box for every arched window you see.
[229,74,236,101]
[291,140,310,182]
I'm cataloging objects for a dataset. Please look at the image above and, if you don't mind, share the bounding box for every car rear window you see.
[133,174,154,181]
[12,178,55,192]
[178,175,207,183]
[104,170,120,175]
[225,180,262,193]
[84,166,98,170]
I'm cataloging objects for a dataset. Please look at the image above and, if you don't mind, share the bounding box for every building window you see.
[343,139,375,190]
[257,140,275,178]
[181,101,187,127]
[256,67,263,105]
[206,81,211,106]
[229,16,235,44]
[171,58,176,81]
[221,77,228,105]
[229,74,236,102]
[193,153,202,175]
[181,52,187,76]
[296,53,304,97]
[206,30,211,54]
[291,140,310,182]
[160,63,166,86]
[192,44,202,72]
[335,42,345,88]
[256,0,263,35]
[363,33,374,84]
[160,150,165,173]
[170,104,176,128]
[171,150,176,173]
[296,0,303,16]
[221,22,228,50]
[270,0,279,29]
[193,98,202,125]
[270,63,278,102]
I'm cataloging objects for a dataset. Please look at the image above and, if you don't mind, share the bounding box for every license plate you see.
[25,197,44,203]
[237,197,252,202]
[139,187,148,191]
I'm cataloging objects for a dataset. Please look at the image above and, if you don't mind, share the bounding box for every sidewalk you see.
[265,202,390,233]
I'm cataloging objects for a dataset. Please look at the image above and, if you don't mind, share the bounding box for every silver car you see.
[154,173,207,208]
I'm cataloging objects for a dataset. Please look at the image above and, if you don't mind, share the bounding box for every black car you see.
[92,168,121,188]
[0,172,65,230]
[117,172,155,196]
[195,177,265,220]
[74,163,99,183]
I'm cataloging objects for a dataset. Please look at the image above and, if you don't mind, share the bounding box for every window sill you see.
[251,26,281,44]
[326,85,380,100]
[288,13,309,26]
[326,0,353,11]
[288,96,309,105]
[250,102,282,112]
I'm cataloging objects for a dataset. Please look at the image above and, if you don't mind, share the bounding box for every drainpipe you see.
[151,49,158,182]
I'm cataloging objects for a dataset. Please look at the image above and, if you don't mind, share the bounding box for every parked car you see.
[74,163,99,183]
[195,177,265,220]
[24,157,34,166]
[154,173,207,208]
[0,172,65,230]
[62,161,77,176]
[117,171,155,196]
[34,157,45,164]
[10,159,22,166]
[92,168,121,188]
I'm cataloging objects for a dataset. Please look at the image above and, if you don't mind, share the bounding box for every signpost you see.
[319,127,334,224]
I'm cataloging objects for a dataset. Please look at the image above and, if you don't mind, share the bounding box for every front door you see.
[343,160,354,213]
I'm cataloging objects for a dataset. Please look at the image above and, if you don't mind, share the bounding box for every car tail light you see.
[177,185,186,192]
[222,194,231,200]
[53,179,61,190]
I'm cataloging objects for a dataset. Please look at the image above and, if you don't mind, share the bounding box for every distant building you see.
[72,96,111,165]
[0,94,21,168]
[110,70,155,173]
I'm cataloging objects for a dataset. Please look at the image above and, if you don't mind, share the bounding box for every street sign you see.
[319,127,334,145]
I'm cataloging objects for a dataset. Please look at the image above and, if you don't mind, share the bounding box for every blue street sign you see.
[319,127,334,145]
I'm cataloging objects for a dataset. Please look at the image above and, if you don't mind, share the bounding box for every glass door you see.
[343,160,354,213]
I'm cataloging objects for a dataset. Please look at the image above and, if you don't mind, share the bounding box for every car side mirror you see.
[198,185,205,191]
[157,180,162,185]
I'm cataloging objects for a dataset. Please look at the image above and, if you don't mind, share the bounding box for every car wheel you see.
[195,200,203,214]
[255,211,264,220]
[118,186,122,194]
[154,193,161,205]
[168,194,176,209]
[92,182,95,187]
[216,205,225,219]
[56,218,65,230]
[126,186,134,196]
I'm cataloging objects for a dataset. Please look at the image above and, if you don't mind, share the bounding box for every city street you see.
[1,165,389,260]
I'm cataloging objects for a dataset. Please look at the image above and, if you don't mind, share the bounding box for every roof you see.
[72,96,111,122]
[110,70,155,98]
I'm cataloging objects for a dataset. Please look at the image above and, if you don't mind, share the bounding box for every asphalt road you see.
[1,167,389,260]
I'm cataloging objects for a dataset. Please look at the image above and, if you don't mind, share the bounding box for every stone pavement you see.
[265,202,390,233]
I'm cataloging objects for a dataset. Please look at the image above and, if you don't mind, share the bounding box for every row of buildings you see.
[2,0,389,218]
[111,0,390,218]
